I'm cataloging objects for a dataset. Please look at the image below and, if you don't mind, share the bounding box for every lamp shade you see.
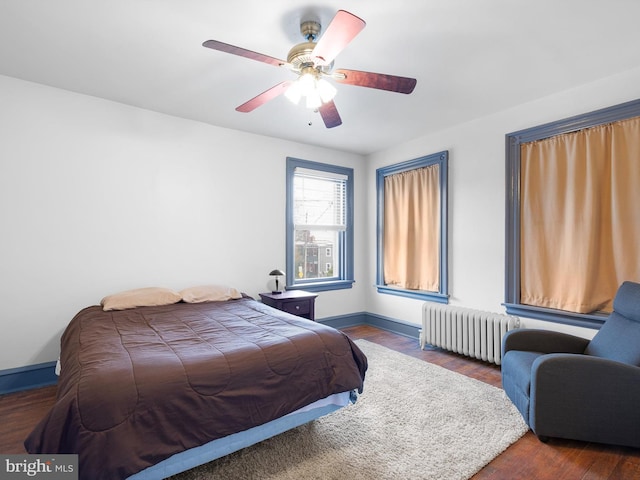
[269,269,285,277]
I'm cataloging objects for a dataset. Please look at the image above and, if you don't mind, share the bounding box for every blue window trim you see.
[375,151,449,303]
[505,98,640,329]
[286,157,354,292]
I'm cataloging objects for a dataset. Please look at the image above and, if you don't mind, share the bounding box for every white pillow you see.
[180,285,242,303]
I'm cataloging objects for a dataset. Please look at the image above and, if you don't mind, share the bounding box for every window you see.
[286,157,354,292]
[376,151,448,302]
[505,99,640,328]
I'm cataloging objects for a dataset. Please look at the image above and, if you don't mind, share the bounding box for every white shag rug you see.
[171,339,529,480]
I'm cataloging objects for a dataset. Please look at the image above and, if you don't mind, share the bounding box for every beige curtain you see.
[520,116,640,313]
[383,165,440,291]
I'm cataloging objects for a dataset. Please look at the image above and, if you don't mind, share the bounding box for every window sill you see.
[287,280,354,293]
[503,303,607,329]
[376,285,448,303]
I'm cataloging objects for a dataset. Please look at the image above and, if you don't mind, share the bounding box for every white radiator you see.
[419,304,520,365]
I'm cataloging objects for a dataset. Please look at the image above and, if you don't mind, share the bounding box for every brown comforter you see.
[25,297,367,480]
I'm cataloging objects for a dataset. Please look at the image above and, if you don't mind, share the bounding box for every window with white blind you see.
[286,157,354,292]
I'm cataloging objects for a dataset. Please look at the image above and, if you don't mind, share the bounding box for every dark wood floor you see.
[2,324,639,479]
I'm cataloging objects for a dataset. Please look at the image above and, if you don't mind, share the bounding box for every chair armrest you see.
[530,353,640,446]
[533,353,640,395]
[502,328,590,355]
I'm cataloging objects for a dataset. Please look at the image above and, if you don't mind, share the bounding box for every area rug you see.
[171,339,529,480]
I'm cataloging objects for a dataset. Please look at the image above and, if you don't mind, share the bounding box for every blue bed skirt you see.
[128,391,354,480]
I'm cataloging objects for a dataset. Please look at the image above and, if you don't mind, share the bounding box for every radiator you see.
[419,304,520,365]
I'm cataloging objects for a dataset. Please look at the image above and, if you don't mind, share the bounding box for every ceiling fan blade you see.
[312,10,366,66]
[333,69,417,94]
[203,40,287,67]
[236,81,293,113]
[319,101,342,128]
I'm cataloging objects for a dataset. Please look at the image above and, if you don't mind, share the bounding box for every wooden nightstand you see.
[259,290,318,321]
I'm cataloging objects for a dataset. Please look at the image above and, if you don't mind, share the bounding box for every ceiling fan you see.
[202,10,417,128]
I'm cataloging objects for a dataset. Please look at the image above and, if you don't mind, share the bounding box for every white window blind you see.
[293,167,347,232]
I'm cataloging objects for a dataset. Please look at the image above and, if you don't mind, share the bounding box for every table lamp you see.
[269,269,285,294]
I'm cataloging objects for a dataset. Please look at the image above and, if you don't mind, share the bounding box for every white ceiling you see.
[1,1,640,155]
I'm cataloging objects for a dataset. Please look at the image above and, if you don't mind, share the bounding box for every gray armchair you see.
[501,281,640,447]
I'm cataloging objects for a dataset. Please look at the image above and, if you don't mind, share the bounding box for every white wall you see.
[0,74,366,370]
[4,65,640,372]
[364,66,640,339]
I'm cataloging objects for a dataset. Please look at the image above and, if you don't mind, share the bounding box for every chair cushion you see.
[502,350,545,425]
[584,311,640,366]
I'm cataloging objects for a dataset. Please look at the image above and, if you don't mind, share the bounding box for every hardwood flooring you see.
[1,324,639,479]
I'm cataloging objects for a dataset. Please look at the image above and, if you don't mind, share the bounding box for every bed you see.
[24,287,368,480]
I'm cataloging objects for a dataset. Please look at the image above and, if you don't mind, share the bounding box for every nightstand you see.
[259,290,318,321]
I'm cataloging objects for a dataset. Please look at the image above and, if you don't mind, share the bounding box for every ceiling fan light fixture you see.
[285,71,336,110]
[298,72,316,96]
[305,89,322,109]
[317,78,337,103]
